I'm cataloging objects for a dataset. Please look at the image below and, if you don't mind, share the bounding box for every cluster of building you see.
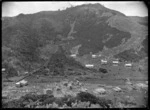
[69,53,132,68]
[85,56,132,68]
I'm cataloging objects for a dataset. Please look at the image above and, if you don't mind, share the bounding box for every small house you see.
[101,59,107,65]
[92,54,97,58]
[70,54,76,58]
[20,80,28,85]
[112,60,119,66]
[94,88,106,95]
[85,64,94,68]
[16,79,28,87]
[16,82,21,87]
[125,63,132,67]
[113,87,122,92]
[2,68,6,72]
[112,61,119,64]
[24,71,28,74]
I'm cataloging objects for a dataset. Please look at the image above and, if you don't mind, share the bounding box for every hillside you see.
[128,16,148,26]
[2,3,148,76]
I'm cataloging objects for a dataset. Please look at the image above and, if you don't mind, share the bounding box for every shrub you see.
[21,93,38,102]
[42,97,55,105]
[76,92,113,108]
[97,97,113,108]
[3,90,114,108]
[99,68,108,73]
[4,100,23,108]
[76,92,99,104]
[59,95,76,107]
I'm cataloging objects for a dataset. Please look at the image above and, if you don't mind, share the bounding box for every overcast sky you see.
[2,1,148,17]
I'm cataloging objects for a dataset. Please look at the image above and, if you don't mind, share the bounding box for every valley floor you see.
[2,65,148,108]
[2,75,148,108]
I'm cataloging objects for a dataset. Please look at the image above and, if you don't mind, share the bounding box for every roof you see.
[113,87,121,91]
[125,63,132,66]
[16,82,20,85]
[85,64,94,67]
[94,88,106,93]
[19,80,27,84]
[101,59,107,62]
[92,54,97,58]
[2,68,6,71]
[70,54,76,57]
[112,61,119,63]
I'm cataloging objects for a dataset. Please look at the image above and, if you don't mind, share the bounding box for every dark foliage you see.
[76,92,113,108]
[142,35,148,54]
[114,48,147,62]
[76,92,99,104]
[75,15,131,56]
[3,91,114,108]
[47,47,86,76]
[60,95,77,107]
[99,68,108,73]
[21,93,39,102]
[2,93,55,108]
[42,96,55,105]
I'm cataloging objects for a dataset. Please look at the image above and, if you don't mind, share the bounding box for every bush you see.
[42,97,55,105]
[98,97,113,108]
[21,93,39,102]
[76,92,113,108]
[99,68,108,73]
[76,92,98,104]
[3,100,23,108]
[3,91,114,108]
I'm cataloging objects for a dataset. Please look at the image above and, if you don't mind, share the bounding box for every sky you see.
[2,1,148,17]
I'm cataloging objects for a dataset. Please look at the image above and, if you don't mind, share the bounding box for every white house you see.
[94,88,106,95]
[85,64,94,68]
[16,82,20,85]
[16,82,21,87]
[70,54,76,58]
[125,63,132,67]
[20,80,28,84]
[2,68,6,72]
[92,54,97,58]
[24,71,28,74]
[112,60,119,66]
[101,59,107,64]
[112,61,119,64]
[16,79,28,87]
[113,87,122,92]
